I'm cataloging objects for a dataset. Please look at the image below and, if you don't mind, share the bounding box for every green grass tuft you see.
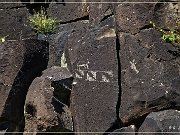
[28,9,57,34]
[150,21,180,44]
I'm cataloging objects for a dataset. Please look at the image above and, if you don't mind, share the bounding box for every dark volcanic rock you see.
[0,41,24,87]
[42,66,73,106]
[114,1,179,34]
[114,1,156,34]
[65,16,119,133]
[110,125,136,135]
[138,110,180,134]
[0,6,35,40]
[24,66,73,133]
[114,1,180,129]
[138,118,161,135]
[0,39,49,133]
[0,41,24,131]
[119,28,180,126]
[153,2,180,29]
[42,66,72,81]
[0,0,25,9]
[48,20,89,67]
[24,77,59,133]
[47,0,89,23]
[89,1,112,28]
[0,0,179,134]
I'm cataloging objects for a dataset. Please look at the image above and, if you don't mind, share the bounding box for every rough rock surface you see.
[0,0,25,9]
[0,41,24,131]
[0,3,35,40]
[24,66,73,133]
[153,2,180,29]
[119,29,180,125]
[47,0,89,23]
[114,1,156,34]
[47,20,89,67]
[0,39,49,133]
[139,110,180,134]
[0,0,179,134]
[89,1,113,27]
[109,125,136,135]
[18,1,180,134]
[64,15,119,133]
[114,1,180,131]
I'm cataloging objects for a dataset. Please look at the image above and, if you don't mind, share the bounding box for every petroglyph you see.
[75,62,115,83]
[130,59,139,74]
[75,70,115,83]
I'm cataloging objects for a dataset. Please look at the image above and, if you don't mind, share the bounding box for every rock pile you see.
[0,0,179,134]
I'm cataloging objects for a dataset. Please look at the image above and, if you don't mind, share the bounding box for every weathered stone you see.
[47,1,114,68]
[0,0,24,9]
[0,41,24,131]
[1,40,49,133]
[42,66,73,106]
[139,110,180,134]
[110,125,136,135]
[65,16,118,133]
[42,66,72,81]
[0,6,35,40]
[0,0,179,134]
[119,28,180,126]
[114,1,179,34]
[89,1,112,28]
[0,41,24,86]
[24,66,73,133]
[114,1,157,34]
[47,0,89,23]
[24,77,59,133]
[48,20,89,67]
[153,2,180,29]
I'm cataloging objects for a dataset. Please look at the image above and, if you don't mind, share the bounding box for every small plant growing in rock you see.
[150,21,180,44]
[162,30,180,44]
[28,9,57,34]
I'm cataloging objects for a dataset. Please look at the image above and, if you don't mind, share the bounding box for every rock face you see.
[0,41,24,131]
[119,29,180,125]
[153,2,180,29]
[114,1,180,130]
[47,20,89,67]
[59,6,119,131]
[139,110,180,134]
[67,26,119,132]
[48,3,120,132]
[0,2,35,40]
[114,1,155,34]
[109,125,136,135]
[48,0,89,23]
[0,0,180,134]
[0,39,49,133]
[24,66,73,133]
